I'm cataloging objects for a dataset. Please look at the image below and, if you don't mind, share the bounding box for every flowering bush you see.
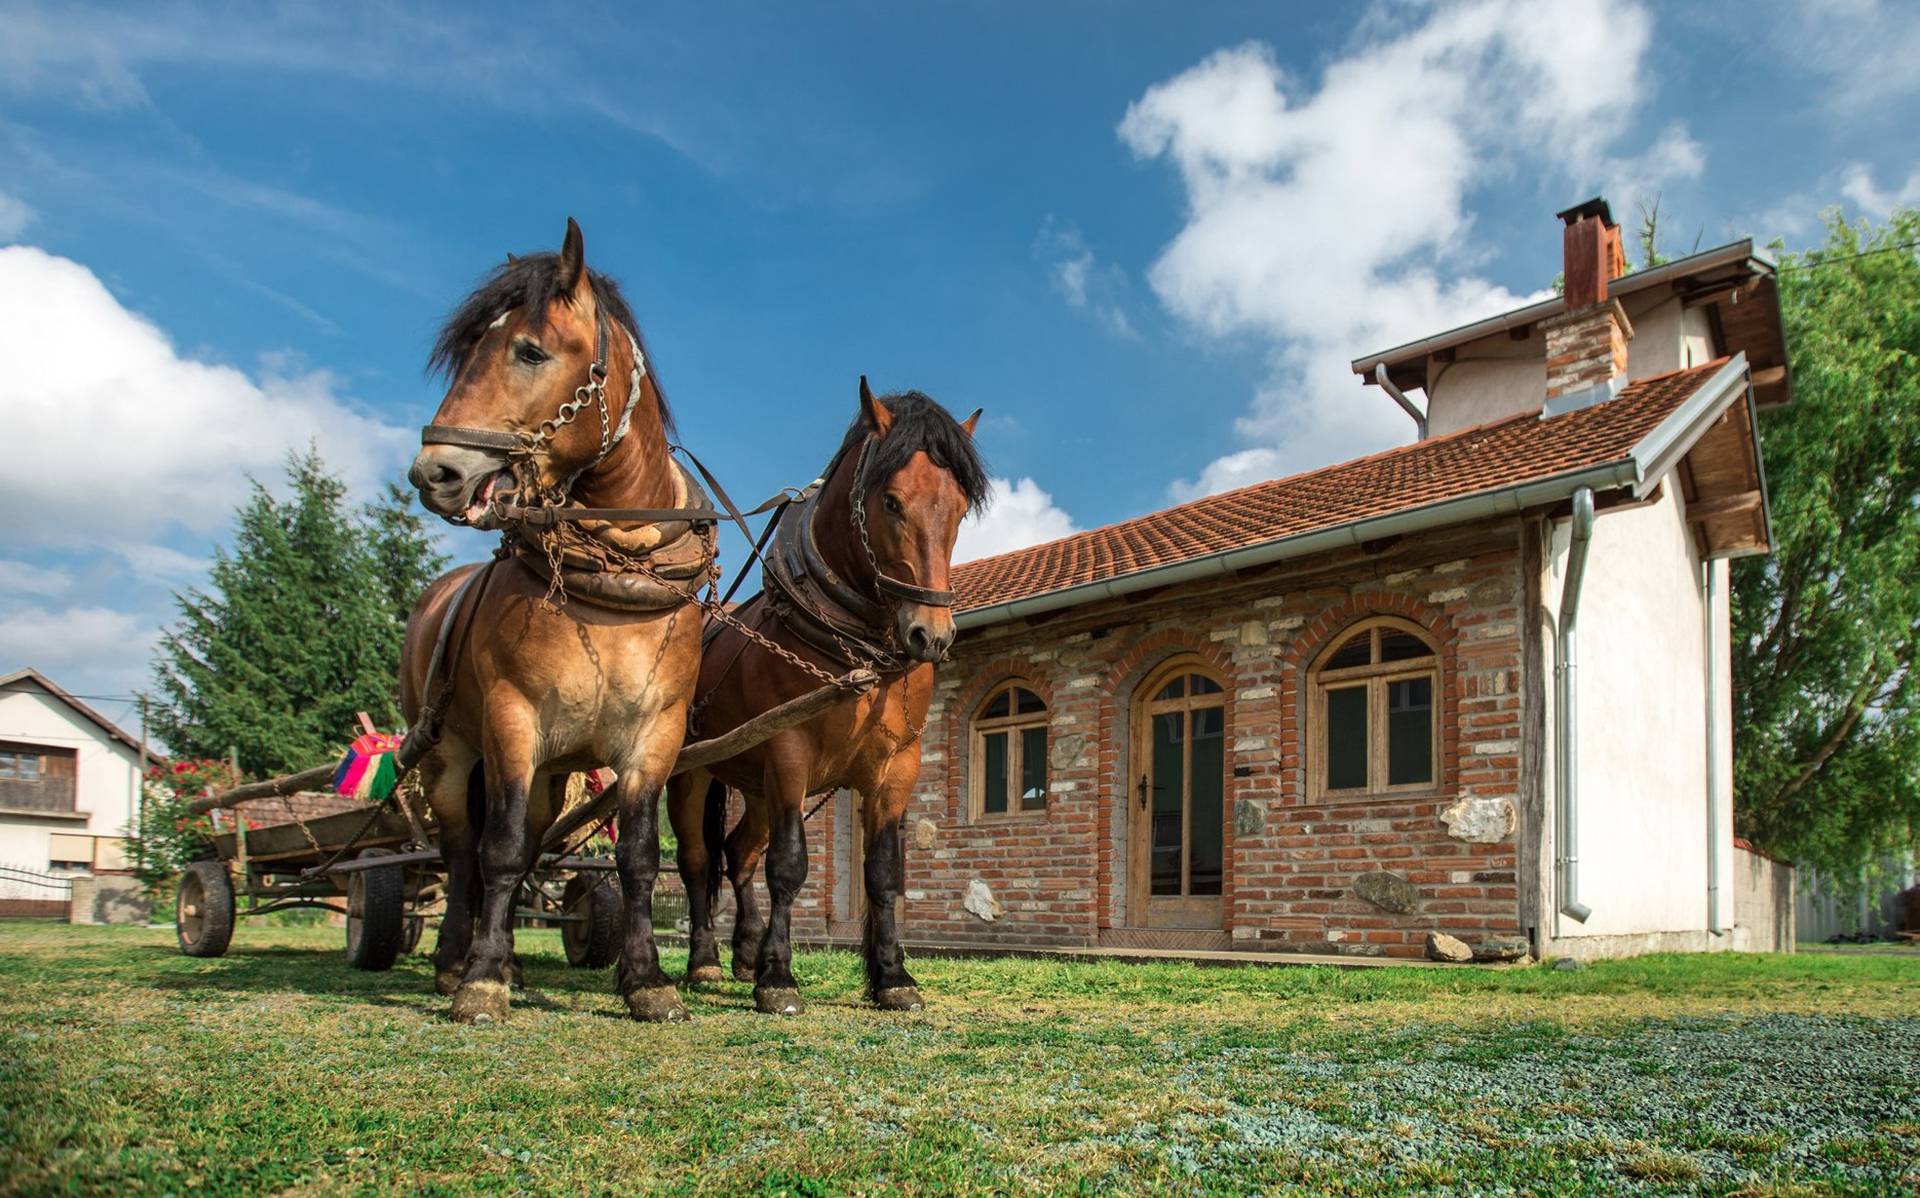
[126,759,241,897]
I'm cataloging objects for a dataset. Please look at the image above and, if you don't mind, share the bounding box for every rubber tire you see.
[176,860,235,958]
[561,871,623,969]
[344,848,406,971]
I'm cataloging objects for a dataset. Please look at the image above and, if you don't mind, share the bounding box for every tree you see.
[1732,209,1920,884]
[363,480,450,674]
[150,449,445,777]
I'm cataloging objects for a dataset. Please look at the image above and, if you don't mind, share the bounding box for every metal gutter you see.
[1554,488,1596,930]
[1349,240,1770,378]
[1703,559,1725,937]
[957,354,1751,632]
[1376,363,1428,438]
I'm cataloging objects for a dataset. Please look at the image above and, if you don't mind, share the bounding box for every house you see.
[0,668,150,881]
[786,197,1795,961]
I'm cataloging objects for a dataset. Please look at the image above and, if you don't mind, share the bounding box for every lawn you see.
[1,923,1915,1196]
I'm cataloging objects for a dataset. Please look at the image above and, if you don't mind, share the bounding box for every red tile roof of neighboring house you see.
[954,360,1730,613]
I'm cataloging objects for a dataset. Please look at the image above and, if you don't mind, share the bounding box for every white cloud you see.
[955,477,1079,563]
[0,192,33,241]
[0,604,157,680]
[1766,0,1920,116]
[1034,218,1137,338]
[1841,163,1920,219]
[0,560,72,597]
[1119,2,1689,496]
[0,245,410,546]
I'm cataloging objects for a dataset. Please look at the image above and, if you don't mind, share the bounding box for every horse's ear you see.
[962,408,983,437]
[859,375,893,434]
[505,252,517,265]
[558,217,585,294]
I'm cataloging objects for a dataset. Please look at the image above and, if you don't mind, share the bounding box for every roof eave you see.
[1349,239,1768,378]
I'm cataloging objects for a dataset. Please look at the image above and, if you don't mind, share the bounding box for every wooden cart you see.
[173,670,873,971]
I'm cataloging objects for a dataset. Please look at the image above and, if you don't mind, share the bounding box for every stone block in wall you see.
[1353,870,1419,914]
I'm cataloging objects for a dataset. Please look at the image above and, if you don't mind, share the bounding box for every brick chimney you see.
[1541,198,1632,407]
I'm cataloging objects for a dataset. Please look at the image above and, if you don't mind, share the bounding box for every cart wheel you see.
[176,860,235,958]
[401,914,425,956]
[345,849,406,971]
[562,872,623,969]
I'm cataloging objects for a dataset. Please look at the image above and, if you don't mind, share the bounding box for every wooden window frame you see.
[1305,617,1441,801]
[969,681,1050,822]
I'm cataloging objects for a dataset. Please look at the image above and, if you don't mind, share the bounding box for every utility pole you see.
[136,693,149,841]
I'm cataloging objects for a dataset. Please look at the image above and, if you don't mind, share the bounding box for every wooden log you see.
[184,764,338,817]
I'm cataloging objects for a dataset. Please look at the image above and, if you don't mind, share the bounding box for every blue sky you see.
[2,0,1917,709]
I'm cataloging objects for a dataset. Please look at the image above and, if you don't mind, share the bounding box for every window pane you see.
[982,730,1008,814]
[1155,676,1186,701]
[1380,629,1431,662]
[1019,725,1048,810]
[1189,673,1223,696]
[1149,711,1185,895]
[1189,706,1224,896]
[1326,631,1371,670]
[1387,676,1434,786]
[1015,687,1046,715]
[1325,685,1368,790]
[983,688,1011,719]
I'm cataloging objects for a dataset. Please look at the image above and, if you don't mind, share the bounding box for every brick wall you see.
[765,518,1534,960]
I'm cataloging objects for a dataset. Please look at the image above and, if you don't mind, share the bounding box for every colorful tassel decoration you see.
[333,729,404,802]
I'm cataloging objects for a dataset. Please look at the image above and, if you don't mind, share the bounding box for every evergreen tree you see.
[150,449,436,777]
[1732,209,1920,883]
[363,481,450,668]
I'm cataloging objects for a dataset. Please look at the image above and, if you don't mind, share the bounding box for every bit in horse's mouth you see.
[462,469,511,525]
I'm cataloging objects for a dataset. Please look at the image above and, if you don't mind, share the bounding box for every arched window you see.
[971,681,1048,819]
[1307,617,1439,798]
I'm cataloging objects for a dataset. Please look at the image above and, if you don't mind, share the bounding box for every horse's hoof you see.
[434,968,464,997]
[450,979,510,1024]
[687,963,726,986]
[731,962,757,983]
[873,986,925,1012]
[625,985,688,1023]
[754,987,806,1016]
[506,956,525,989]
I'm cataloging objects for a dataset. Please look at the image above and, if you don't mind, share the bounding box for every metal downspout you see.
[1375,364,1429,439]
[1703,560,1725,937]
[1555,488,1596,931]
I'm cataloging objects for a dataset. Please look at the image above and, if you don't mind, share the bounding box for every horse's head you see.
[841,378,987,663]
[411,218,662,528]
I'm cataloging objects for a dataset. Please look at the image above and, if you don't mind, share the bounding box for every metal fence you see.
[0,863,74,919]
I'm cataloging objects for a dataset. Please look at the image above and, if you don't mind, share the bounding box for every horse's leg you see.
[861,755,924,1011]
[726,797,770,982]
[422,750,481,996]
[448,709,537,1024]
[613,764,686,1023]
[667,770,724,985]
[753,758,810,1016]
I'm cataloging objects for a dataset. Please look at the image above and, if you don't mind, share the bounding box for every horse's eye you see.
[515,341,549,365]
[883,494,905,517]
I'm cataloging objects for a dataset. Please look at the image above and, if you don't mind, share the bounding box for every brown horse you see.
[666,383,987,1015]
[403,219,710,1024]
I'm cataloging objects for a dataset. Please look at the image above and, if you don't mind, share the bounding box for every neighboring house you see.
[787,197,1795,961]
[0,668,152,877]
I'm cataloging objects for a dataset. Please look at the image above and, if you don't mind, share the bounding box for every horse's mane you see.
[428,252,673,434]
[835,391,991,513]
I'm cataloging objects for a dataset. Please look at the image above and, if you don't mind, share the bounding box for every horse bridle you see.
[418,306,642,515]
[846,436,957,610]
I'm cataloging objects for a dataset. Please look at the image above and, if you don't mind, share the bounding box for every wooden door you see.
[1128,664,1227,929]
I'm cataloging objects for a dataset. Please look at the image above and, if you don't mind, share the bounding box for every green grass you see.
[2,923,1916,1195]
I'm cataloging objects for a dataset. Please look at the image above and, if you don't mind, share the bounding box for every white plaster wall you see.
[1623,293,1716,378]
[0,686,142,871]
[1539,484,1719,946]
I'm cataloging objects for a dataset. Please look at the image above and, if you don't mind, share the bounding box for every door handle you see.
[1137,774,1149,810]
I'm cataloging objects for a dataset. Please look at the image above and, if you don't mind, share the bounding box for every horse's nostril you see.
[906,626,931,655]
[428,462,461,486]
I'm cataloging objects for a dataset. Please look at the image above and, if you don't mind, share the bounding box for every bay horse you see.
[666,382,987,1015]
[403,219,713,1024]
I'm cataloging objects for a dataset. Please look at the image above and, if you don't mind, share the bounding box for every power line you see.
[1777,240,1920,271]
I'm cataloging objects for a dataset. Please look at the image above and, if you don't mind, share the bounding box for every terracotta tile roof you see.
[955,360,1729,612]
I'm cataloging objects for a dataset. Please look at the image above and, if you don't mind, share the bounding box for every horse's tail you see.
[702,778,727,909]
